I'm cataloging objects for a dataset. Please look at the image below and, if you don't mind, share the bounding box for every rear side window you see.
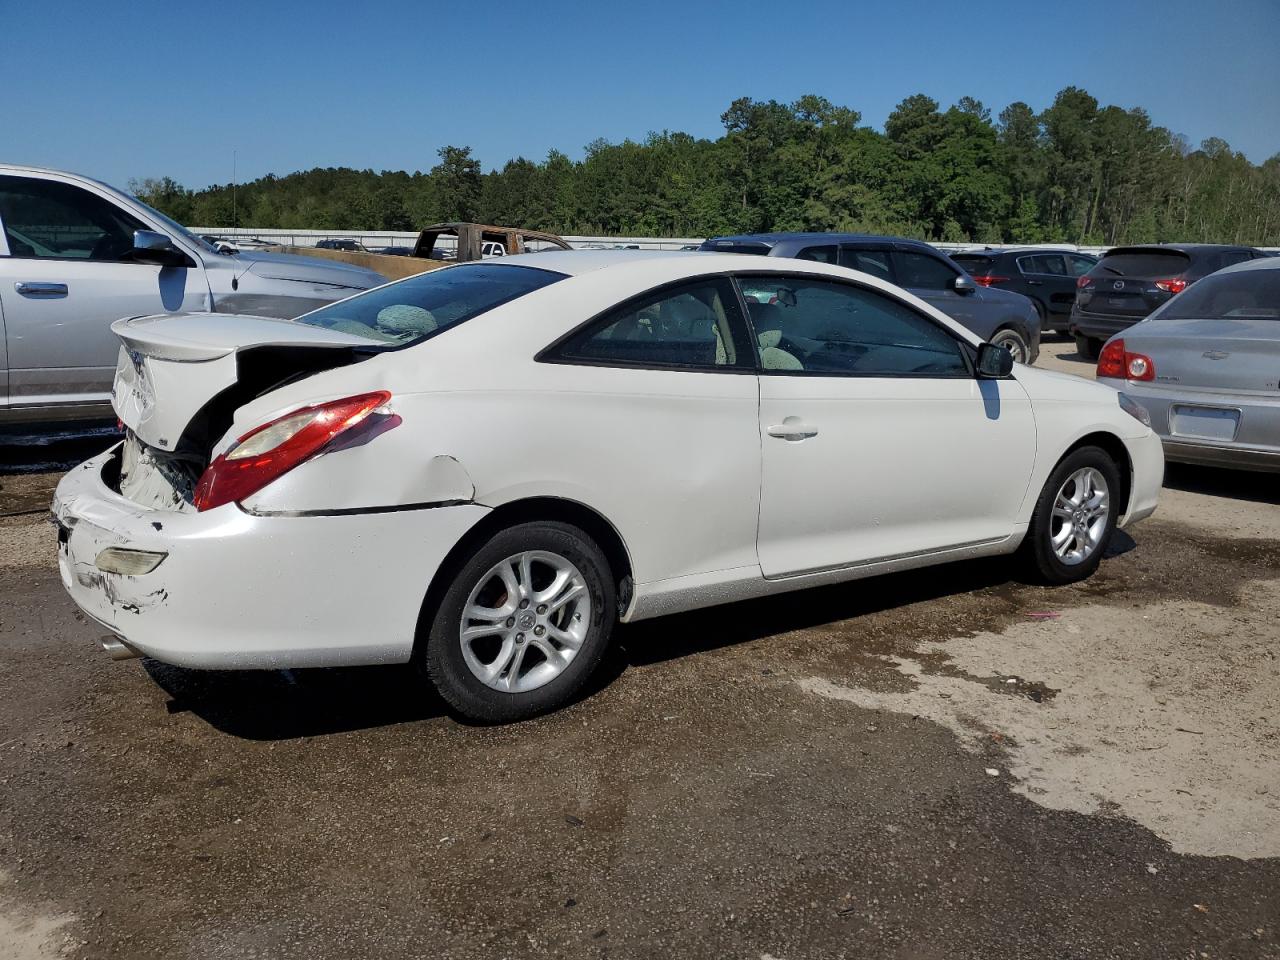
[891,251,957,290]
[735,275,969,377]
[1095,250,1191,278]
[1068,255,1096,277]
[797,245,837,264]
[1159,268,1280,321]
[951,254,995,274]
[838,248,894,282]
[1020,253,1067,276]
[295,263,565,346]
[699,241,772,256]
[550,277,748,371]
[0,175,144,261]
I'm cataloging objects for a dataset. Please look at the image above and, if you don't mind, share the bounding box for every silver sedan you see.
[1097,257,1280,472]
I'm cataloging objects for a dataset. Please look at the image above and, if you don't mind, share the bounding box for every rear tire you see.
[422,521,615,723]
[1019,445,1121,585]
[1074,333,1102,361]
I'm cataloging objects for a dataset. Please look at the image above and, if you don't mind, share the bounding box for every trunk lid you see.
[111,312,373,453]
[1078,248,1191,319]
[1125,316,1280,393]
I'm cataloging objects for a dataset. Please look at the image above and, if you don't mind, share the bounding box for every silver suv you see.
[0,165,386,424]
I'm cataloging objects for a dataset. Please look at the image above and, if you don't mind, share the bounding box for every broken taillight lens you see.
[193,391,392,511]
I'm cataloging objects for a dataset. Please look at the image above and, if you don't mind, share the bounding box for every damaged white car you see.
[53,251,1163,721]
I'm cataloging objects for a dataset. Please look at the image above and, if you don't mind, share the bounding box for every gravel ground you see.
[1,344,1277,959]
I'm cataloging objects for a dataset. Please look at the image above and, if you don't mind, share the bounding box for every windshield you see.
[293,263,567,345]
[1157,267,1280,321]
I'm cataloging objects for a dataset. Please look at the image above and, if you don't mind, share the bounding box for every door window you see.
[736,275,969,377]
[0,175,144,261]
[890,251,957,290]
[838,248,894,283]
[549,277,749,371]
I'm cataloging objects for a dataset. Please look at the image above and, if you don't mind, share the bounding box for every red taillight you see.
[1154,277,1188,294]
[192,391,393,511]
[1096,339,1155,382]
[970,274,1009,287]
[1077,275,1093,289]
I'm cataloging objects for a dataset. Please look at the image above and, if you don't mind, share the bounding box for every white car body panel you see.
[53,251,1163,670]
[756,374,1036,577]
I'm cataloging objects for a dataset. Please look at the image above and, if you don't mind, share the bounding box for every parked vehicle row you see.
[0,165,387,424]
[53,250,1161,720]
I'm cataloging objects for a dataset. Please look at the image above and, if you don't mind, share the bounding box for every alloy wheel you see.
[458,550,592,693]
[1049,467,1110,566]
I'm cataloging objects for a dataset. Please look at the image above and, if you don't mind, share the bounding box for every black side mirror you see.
[976,341,1014,378]
[131,230,188,267]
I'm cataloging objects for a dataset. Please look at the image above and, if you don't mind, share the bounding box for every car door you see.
[888,246,978,326]
[538,275,763,588]
[1017,253,1074,319]
[742,272,1037,578]
[0,174,209,413]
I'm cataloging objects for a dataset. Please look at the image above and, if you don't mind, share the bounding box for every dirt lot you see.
[1,338,1277,959]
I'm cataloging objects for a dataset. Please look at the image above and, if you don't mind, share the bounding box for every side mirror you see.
[976,341,1014,378]
[954,275,976,294]
[132,230,187,266]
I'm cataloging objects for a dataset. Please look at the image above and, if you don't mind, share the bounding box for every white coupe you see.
[53,251,1162,721]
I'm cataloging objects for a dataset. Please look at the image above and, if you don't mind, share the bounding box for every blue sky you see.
[3,0,1278,190]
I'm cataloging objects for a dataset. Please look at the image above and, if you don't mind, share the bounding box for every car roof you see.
[1102,243,1257,255]
[704,232,931,247]
[490,249,716,276]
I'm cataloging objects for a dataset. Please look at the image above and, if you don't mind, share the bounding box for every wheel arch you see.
[1059,431,1133,517]
[412,496,635,658]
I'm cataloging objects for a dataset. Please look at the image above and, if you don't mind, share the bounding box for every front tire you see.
[991,327,1030,364]
[1020,446,1121,585]
[422,521,615,722]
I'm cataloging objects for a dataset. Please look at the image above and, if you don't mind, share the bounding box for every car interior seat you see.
[747,302,803,370]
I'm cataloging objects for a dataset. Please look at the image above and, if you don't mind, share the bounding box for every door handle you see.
[1027,279,1044,286]
[767,417,818,441]
[15,281,68,297]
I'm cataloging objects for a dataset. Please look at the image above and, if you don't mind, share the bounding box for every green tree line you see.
[132,87,1280,246]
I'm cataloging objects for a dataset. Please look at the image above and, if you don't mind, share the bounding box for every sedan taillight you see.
[193,391,393,511]
[1097,339,1156,382]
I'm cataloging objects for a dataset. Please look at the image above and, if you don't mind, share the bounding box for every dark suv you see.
[699,233,1041,363]
[1070,244,1266,359]
[951,248,1097,336]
